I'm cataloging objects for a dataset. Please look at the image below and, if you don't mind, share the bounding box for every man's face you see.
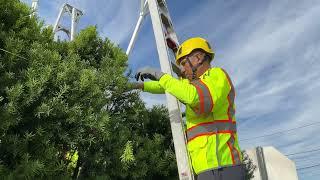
[180,57,193,81]
[179,51,204,81]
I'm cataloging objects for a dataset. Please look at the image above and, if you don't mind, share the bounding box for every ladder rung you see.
[166,37,178,53]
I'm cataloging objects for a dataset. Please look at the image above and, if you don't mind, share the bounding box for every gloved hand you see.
[127,82,144,90]
[135,67,165,81]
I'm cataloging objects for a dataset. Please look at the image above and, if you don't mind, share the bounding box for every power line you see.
[291,154,320,161]
[299,170,320,176]
[0,47,28,60]
[240,121,320,141]
[297,163,320,171]
[286,147,320,156]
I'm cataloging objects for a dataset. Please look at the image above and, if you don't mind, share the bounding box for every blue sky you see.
[22,0,320,179]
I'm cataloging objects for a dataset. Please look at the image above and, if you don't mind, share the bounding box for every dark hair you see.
[204,54,212,62]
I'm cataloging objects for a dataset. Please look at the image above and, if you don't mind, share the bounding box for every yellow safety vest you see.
[65,150,79,174]
[143,67,242,175]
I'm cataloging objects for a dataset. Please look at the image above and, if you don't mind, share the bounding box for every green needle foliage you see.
[0,0,177,179]
[243,151,256,180]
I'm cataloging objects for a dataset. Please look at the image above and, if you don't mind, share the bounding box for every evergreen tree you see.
[242,151,256,180]
[0,0,177,179]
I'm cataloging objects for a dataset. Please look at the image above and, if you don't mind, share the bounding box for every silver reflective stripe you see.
[228,86,235,118]
[221,69,236,119]
[191,80,213,114]
[216,129,221,167]
[228,134,241,165]
[186,121,236,142]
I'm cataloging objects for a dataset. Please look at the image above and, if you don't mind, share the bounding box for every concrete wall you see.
[245,146,299,180]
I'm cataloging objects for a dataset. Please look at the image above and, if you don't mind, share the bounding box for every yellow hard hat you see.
[175,37,215,65]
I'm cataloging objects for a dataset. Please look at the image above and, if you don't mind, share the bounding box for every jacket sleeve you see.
[143,81,165,94]
[158,74,199,107]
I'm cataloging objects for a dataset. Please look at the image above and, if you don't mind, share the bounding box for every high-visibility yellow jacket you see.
[65,150,78,174]
[143,67,242,174]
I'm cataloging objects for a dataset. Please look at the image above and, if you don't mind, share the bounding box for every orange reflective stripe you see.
[191,80,214,114]
[186,120,237,142]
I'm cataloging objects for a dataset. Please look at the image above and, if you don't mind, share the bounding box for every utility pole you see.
[126,0,193,179]
[53,3,83,41]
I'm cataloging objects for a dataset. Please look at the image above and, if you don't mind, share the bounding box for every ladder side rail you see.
[147,0,193,179]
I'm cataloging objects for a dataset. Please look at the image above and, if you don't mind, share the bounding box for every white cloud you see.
[100,1,140,44]
[140,92,166,108]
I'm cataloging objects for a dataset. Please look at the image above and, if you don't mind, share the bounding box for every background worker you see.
[133,37,245,180]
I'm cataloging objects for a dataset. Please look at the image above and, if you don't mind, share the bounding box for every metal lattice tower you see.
[53,3,83,41]
[30,0,39,17]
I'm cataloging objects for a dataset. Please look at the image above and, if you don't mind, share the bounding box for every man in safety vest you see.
[134,37,245,180]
